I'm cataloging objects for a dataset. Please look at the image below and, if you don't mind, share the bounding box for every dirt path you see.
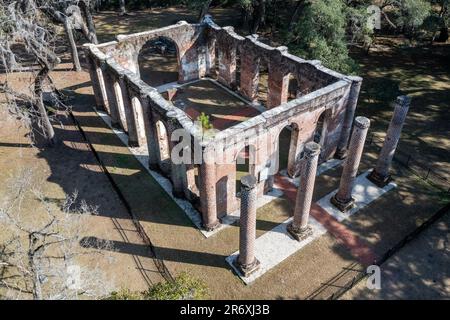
[0,102,166,293]
[341,211,450,299]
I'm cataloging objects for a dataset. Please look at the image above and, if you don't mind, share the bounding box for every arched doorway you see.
[131,96,147,146]
[235,45,241,90]
[155,120,170,161]
[277,123,301,177]
[235,145,256,196]
[287,74,299,101]
[314,110,328,147]
[113,81,128,131]
[256,58,269,107]
[138,37,179,87]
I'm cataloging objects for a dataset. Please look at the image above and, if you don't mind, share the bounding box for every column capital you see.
[395,95,411,108]
[304,142,321,158]
[241,175,257,191]
[345,75,363,83]
[354,116,371,129]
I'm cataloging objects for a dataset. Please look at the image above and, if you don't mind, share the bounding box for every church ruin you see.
[83,16,364,237]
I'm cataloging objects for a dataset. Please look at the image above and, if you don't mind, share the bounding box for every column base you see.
[287,223,313,241]
[233,257,260,278]
[202,219,221,232]
[111,120,122,130]
[287,167,299,179]
[367,170,392,188]
[334,148,348,160]
[128,140,140,148]
[330,194,355,213]
[172,189,185,199]
[94,105,106,112]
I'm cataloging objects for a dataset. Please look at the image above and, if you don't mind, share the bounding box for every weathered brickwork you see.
[83,15,362,230]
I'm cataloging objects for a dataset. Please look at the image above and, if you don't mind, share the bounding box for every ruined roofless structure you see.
[83,16,363,232]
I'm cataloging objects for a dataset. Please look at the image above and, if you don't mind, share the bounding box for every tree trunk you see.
[119,0,126,15]
[79,0,98,44]
[288,0,305,32]
[241,6,251,32]
[28,236,43,300]
[34,67,56,145]
[436,26,449,42]
[64,17,81,71]
[198,0,213,21]
[251,0,265,34]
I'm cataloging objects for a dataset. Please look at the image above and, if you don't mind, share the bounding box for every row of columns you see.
[235,116,371,276]
[368,96,411,187]
[85,47,230,233]
[235,95,410,274]
[85,48,190,191]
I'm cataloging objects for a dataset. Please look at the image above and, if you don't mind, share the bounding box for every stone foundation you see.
[84,15,361,229]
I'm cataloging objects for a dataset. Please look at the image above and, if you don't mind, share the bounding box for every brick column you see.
[205,36,217,77]
[368,96,411,187]
[166,110,185,198]
[331,116,370,212]
[82,45,105,110]
[199,146,220,231]
[335,76,363,159]
[239,49,259,102]
[101,66,121,128]
[267,70,289,109]
[217,31,237,88]
[287,142,321,241]
[120,74,140,147]
[235,175,260,277]
[140,97,160,170]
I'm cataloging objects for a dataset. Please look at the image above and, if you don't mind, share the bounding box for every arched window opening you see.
[287,74,299,102]
[314,112,327,146]
[113,82,127,131]
[138,37,179,87]
[155,120,170,162]
[235,145,256,196]
[278,125,294,175]
[213,44,220,80]
[256,58,269,107]
[235,46,241,90]
[131,97,147,146]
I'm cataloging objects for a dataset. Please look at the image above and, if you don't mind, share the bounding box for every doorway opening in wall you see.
[278,125,294,176]
[113,81,128,132]
[235,145,256,196]
[155,120,171,173]
[235,46,241,91]
[131,96,147,146]
[256,58,269,107]
[138,37,179,87]
[287,74,299,102]
[314,111,327,146]
[212,44,219,80]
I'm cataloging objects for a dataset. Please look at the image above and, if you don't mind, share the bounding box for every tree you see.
[287,0,358,74]
[395,0,432,39]
[0,0,99,146]
[426,0,449,42]
[1,0,65,145]
[108,272,208,300]
[119,0,127,15]
[0,168,114,300]
[237,0,267,33]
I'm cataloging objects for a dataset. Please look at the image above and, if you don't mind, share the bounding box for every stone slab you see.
[226,170,396,284]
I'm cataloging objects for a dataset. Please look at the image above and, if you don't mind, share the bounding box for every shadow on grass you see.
[81,236,230,269]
